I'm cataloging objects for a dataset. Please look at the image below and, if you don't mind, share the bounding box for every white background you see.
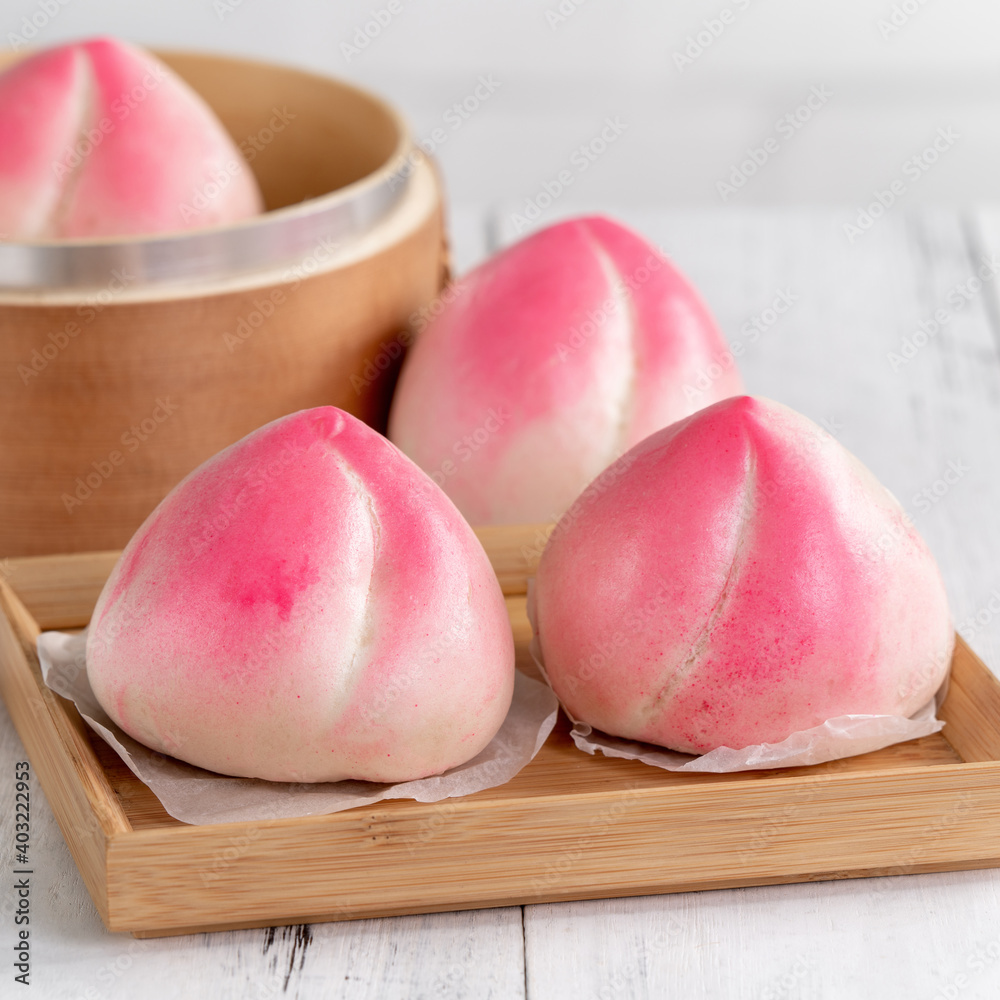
[4,0,1000,207]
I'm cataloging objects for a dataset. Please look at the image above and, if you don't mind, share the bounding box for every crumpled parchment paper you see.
[37,629,559,825]
[525,581,948,773]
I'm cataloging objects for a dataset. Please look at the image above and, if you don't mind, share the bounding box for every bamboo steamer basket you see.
[0,50,447,557]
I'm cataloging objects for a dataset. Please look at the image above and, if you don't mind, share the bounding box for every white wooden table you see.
[5,205,1000,999]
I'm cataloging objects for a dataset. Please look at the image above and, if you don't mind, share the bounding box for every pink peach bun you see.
[389,214,744,524]
[532,395,953,754]
[0,36,263,239]
[85,407,515,783]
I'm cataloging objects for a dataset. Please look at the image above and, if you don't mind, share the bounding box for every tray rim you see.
[4,540,1000,935]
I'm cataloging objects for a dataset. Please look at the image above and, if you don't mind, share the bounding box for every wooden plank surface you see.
[4,206,1000,997]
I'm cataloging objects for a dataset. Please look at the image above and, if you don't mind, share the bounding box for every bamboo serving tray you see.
[3,524,1000,938]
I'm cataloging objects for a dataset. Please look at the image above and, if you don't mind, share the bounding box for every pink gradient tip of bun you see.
[0,36,263,239]
[85,407,515,783]
[533,395,954,755]
[388,215,744,525]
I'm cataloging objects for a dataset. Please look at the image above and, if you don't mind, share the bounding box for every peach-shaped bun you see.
[533,396,954,755]
[388,215,743,524]
[85,407,515,783]
[0,37,263,239]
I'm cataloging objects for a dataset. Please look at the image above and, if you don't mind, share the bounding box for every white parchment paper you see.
[37,629,559,825]
[525,583,948,773]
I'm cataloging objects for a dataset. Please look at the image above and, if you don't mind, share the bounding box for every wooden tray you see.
[3,525,1000,938]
